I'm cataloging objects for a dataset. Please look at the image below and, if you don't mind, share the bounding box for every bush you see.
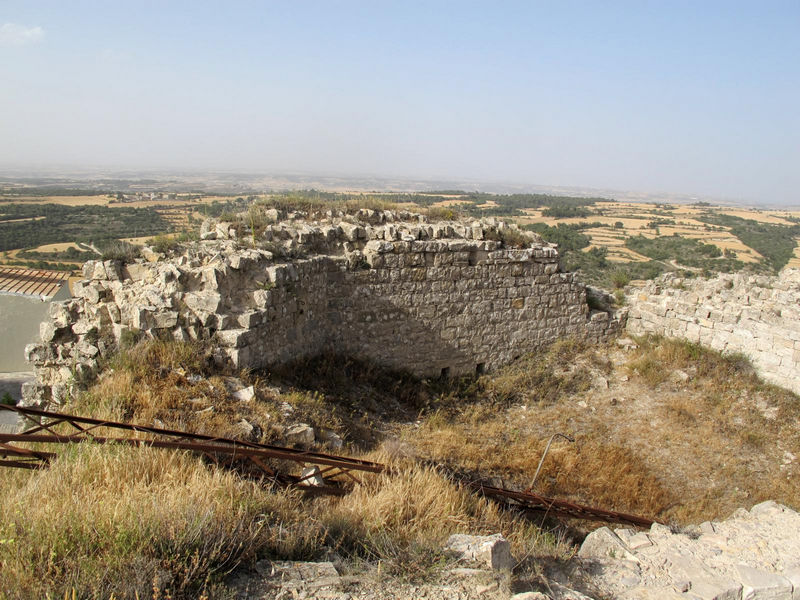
[149,234,181,254]
[610,270,631,289]
[99,240,141,263]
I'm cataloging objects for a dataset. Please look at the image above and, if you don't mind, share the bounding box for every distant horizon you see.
[3,164,797,210]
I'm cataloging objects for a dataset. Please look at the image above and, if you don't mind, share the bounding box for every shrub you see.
[149,234,181,254]
[424,206,459,221]
[610,270,631,289]
[99,240,141,263]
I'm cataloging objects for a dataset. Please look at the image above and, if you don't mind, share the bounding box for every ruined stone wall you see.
[626,269,800,394]
[23,211,625,406]
[328,242,614,377]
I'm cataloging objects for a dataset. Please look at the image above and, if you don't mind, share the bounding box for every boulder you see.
[285,423,315,446]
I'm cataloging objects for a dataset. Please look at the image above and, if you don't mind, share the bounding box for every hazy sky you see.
[1,1,798,203]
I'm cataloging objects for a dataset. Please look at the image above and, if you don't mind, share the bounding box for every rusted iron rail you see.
[469,482,658,528]
[0,404,659,527]
[0,405,383,492]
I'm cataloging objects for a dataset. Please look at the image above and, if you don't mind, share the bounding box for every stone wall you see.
[23,210,625,406]
[626,269,800,394]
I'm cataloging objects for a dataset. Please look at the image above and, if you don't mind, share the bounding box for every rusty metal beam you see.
[468,481,658,528]
[0,404,660,528]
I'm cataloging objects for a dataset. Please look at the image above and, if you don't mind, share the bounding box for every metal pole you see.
[527,432,574,492]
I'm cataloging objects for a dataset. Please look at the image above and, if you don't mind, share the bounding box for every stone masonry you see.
[626,269,800,395]
[23,209,625,407]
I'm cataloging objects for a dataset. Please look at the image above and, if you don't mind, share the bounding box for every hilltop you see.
[2,204,799,598]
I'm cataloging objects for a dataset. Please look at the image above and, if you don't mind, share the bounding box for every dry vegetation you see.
[2,335,799,598]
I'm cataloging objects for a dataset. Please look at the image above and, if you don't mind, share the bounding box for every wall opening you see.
[440,367,450,379]
[475,362,485,375]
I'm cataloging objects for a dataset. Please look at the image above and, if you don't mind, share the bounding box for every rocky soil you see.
[226,502,800,599]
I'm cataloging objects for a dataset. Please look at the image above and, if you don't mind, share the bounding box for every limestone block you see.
[215,221,232,239]
[75,342,99,358]
[340,222,366,241]
[216,329,248,348]
[618,587,686,599]
[785,567,800,600]
[78,282,102,304]
[298,466,326,487]
[668,553,742,600]
[40,321,66,343]
[255,561,340,592]
[183,291,223,314]
[736,565,792,600]
[151,311,179,329]
[229,385,255,403]
[578,527,636,561]
[237,311,261,328]
[25,343,56,365]
[285,423,315,446]
[445,533,515,570]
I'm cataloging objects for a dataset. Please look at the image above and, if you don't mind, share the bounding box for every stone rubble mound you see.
[574,500,800,599]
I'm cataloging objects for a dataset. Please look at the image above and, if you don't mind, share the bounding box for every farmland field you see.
[1,188,799,289]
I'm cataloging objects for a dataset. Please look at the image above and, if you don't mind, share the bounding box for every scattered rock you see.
[298,466,326,487]
[445,533,515,571]
[256,560,341,593]
[236,418,254,436]
[317,428,344,450]
[232,385,255,402]
[285,423,315,446]
[671,369,690,383]
[575,501,800,599]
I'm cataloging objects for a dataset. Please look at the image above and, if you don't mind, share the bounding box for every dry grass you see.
[481,339,602,406]
[406,404,672,521]
[321,458,572,580]
[403,335,800,527]
[621,336,800,521]
[0,444,313,599]
[0,446,565,598]
[0,340,573,596]
[399,341,673,520]
[6,335,799,595]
